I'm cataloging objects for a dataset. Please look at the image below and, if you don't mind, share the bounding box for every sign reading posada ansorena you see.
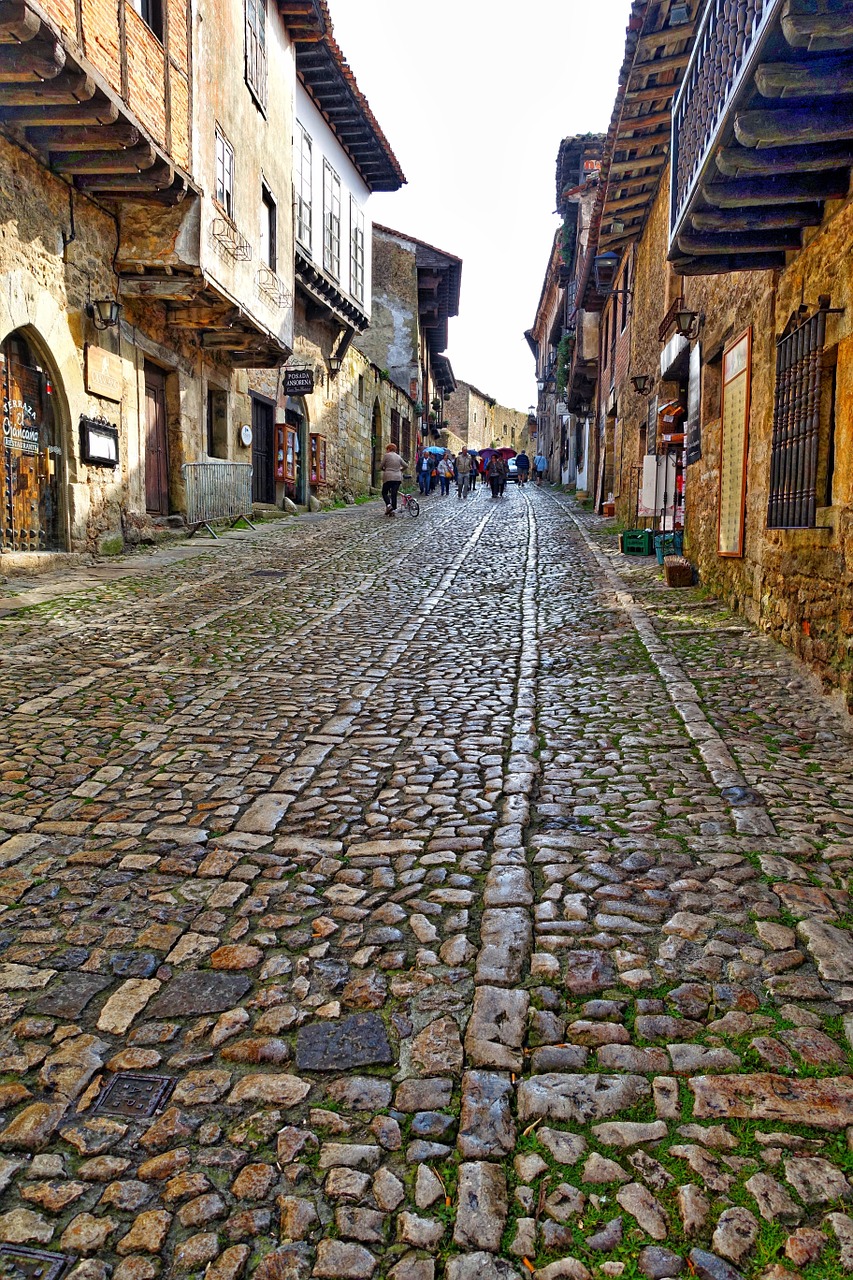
[283,368,314,396]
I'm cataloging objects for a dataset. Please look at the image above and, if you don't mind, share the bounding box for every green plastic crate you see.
[620,529,655,556]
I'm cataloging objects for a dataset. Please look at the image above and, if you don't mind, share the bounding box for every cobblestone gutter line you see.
[452,493,541,1273]
[553,495,776,839]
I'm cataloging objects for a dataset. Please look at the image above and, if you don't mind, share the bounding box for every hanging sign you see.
[284,368,314,396]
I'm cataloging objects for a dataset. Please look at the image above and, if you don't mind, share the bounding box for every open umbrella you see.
[494,447,517,459]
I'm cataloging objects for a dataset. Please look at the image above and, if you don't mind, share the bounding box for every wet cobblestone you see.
[0,490,851,1280]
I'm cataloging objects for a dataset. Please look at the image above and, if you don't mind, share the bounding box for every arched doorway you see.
[371,399,382,488]
[1,329,65,551]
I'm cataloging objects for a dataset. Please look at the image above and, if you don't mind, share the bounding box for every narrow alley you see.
[0,491,851,1280]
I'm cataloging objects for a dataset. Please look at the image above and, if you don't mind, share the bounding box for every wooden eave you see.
[0,0,193,203]
[294,18,404,193]
[582,0,701,280]
[295,245,368,332]
[671,0,853,274]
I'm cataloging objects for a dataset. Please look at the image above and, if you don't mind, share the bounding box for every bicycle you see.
[398,476,420,517]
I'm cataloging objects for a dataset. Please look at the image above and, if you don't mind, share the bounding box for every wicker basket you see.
[664,555,693,587]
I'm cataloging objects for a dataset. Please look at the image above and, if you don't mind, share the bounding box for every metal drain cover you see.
[94,1072,175,1118]
[0,1246,73,1279]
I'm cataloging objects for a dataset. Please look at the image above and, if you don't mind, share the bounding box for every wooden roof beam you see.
[618,108,674,131]
[702,169,851,207]
[630,50,690,79]
[0,37,64,81]
[0,96,117,125]
[690,203,823,230]
[609,152,669,175]
[735,103,853,147]
[53,144,156,173]
[0,0,42,42]
[624,82,678,102]
[604,190,657,212]
[636,23,695,57]
[0,71,95,105]
[672,251,788,275]
[756,54,853,97]
[676,228,804,255]
[28,121,139,150]
[716,140,853,177]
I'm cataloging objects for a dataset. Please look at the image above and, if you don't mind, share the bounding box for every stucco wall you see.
[356,230,419,394]
[194,0,295,351]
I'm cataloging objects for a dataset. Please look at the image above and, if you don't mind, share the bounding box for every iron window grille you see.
[323,160,341,279]
[767,305,828,529]
[245,0,267,109]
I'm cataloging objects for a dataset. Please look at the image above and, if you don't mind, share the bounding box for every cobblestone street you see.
[1,487,853,1280]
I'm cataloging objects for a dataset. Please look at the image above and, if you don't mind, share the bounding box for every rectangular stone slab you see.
[690,1074,853,1129]
[517,1073,651,1124]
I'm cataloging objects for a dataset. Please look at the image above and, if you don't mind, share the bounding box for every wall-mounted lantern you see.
[86,300,121,331]
[631,374,653,395]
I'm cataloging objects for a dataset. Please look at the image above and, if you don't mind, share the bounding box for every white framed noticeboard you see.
[718,328,752,557]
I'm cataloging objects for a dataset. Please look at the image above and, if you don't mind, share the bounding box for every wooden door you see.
[251,397,274,503]
[144,366,169,515]
[1,332,63,551]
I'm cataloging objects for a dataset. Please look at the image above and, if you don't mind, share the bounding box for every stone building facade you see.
[0,0,407,559]
[357,225,461,461]
[443,381,531,457]
[556,0,853,709]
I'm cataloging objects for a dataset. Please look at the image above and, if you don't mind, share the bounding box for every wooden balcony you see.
[0,0,191,203]
[669,0,853,274]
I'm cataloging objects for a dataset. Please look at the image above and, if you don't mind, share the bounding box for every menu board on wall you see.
[686,342,702,466]
[717,329,752,557]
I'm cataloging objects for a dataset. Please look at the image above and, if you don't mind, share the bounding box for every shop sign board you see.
[85,344,123,402]
[284,368,314,396]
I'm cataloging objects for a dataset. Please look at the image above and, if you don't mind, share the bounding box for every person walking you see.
[516,450,530,485]
[486,453,505,499]
[469,454,479,492]
[437,451,454,497]
[533,451,548,486]
[417,451,432,496]
[455,448,473,498]
[381,442,406,516]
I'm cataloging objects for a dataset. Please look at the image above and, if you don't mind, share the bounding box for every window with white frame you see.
[323,160,341,279]
[245,0,267,108]
[294,122,312,250]
[215,126,234,219]
[350,197,365,303]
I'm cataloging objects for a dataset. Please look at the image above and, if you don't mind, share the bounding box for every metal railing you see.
[670,0,783,246]
[182,461,256,538]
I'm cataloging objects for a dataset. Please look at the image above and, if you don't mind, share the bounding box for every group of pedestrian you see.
[381,440,550,516]
[416,448,483,499]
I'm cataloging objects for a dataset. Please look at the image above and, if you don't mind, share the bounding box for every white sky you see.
[331,1,630,412]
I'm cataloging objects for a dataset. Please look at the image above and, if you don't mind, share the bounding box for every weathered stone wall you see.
[623,164,853,707]
[357,231,419,393]
[0,134,240,556]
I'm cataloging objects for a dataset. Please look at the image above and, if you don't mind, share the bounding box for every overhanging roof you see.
[294,2,405,193]
[375,224,462,361]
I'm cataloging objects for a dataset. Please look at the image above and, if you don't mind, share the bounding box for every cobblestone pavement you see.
[0,487,852,1280]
